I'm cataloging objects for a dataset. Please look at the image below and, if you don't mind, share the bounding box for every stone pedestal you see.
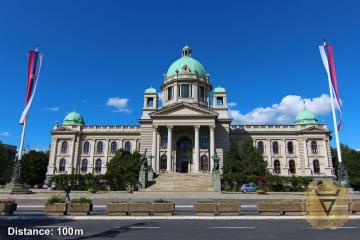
[147,168,154,182]
[212,170,221,192]
[6,181,32,194]
[138,170,148,191]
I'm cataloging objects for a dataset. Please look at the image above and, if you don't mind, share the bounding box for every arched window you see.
[81,159,88,173]
[95,159,102,173]
[311,141,318,154]
[200,155,209,171]
[97,141,103,154]
[124,141,131,152]
[61,141,68,153]
[289,160,296,174]
[274,160,281,174]
[272,141,279,154]
[161,136,168,148]
[287,141,294,154]
[160,154,167,170]
[83,141,90,154]
[110,141,117,154]
[257,141,264,154]
[313,159,320,174]
[59,159,66,172]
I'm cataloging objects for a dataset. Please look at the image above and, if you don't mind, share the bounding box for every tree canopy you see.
[0,142,16,185]
[105,149,141,190]
[332,144,360,190]
[20,150,49,186]
[223,137,267,191]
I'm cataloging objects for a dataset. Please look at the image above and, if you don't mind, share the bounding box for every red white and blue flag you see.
[319,43,342,131]
[19,49,43,125]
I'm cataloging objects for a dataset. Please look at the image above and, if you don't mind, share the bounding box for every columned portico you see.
[209,125,215,171]
[194,125,200,172]
[166,125,173,171]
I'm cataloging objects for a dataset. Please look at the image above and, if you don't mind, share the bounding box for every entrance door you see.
[180,156,189,173]
[160,154,167,171]
[176,136,192,173]
[200,155,209,172]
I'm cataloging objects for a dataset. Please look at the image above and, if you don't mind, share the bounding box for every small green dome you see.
[144,87,157,94]
[214,86,226,93]
[166,46,206,77]
[63,111,85,126]
[295,108,318,125]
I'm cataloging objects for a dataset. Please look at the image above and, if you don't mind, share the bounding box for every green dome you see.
[63,111,85,126]
[166,46,206,77]
[144,87,157,94]
[295,108,318,125]
[214,86,226,93]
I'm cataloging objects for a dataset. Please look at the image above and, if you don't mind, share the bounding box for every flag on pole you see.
[319,43,342,131]
[19,49,43,125]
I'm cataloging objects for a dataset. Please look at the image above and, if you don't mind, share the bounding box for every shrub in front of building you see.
[50,173,103,191]
[266,175,313,192]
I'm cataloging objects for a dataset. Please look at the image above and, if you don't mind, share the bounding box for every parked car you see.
[240,183,257,193]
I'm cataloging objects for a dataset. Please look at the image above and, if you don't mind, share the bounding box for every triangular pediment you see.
[299,125,329,133]
[150,103,218,118]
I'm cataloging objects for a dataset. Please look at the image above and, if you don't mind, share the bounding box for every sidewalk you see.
[2,215,360,220]
[1,189,359,200]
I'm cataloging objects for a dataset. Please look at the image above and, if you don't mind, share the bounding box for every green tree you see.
[0,142,16,184]
[105,149,141,190]
[332,144,360,190]
[223,138,267,191]
[20,150,49,186]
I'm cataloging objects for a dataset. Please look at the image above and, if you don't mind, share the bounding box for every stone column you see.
[156,131,161,171]
[209,125,215,172]
[194,125,200,172]
[167,125,173,172]
[174,83,178,103]
[192,82,198,102]
[151,125,158,170]
[304,139,309,167]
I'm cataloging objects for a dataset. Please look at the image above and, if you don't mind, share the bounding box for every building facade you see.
[45,46,334,180]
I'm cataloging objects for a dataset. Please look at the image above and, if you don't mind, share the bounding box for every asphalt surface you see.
[1,219,360,240]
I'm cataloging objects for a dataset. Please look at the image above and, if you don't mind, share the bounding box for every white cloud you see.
[0,131,10,137]
[106,97,131,113]
[228,102,237,108]
[44,107,60,112]
[229,94,334,125]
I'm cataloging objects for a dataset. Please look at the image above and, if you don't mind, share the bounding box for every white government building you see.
[45,46,334,184]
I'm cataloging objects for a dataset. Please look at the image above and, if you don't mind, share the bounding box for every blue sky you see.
[0,0,359,150]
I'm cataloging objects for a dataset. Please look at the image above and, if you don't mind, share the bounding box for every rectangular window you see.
[161,136,168,148]
[147,98,154,107]
[180,84,190,98]
[216,97,223,105]
[167,87,173,100]
[199,86,206,101]
[200,136,208,149]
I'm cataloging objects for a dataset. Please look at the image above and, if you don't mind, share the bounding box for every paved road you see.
[1,219,360,240]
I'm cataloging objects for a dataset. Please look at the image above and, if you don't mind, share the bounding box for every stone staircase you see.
[145,172,214,192]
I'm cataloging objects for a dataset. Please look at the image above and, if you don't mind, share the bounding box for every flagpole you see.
[18,119,27,161]
[323,41,346,185]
